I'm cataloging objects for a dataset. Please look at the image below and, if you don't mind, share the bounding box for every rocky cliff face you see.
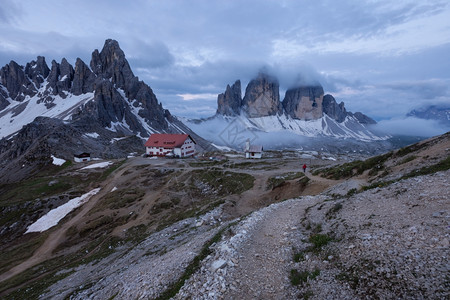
[46,58,75,98]
[242,73,283,117]
[282,85,324,120]
[322,94,376,124]
[216,80,242,116]
[216,74,375,125]
[0,60,37,102]
[322,94,347,123]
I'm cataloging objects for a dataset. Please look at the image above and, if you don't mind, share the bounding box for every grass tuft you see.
[290,268,320,286]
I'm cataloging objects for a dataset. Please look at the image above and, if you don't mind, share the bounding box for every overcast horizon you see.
[1,0,449,136]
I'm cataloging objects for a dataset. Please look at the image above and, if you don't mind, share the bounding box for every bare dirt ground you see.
[0,162,136,283]
[0,154,337,286]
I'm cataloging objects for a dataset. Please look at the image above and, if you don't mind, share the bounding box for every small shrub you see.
[302,290,314,299]
[170,197,181,205]
[290,269,320,286]
[309,233,332,251]
[326,203,343,219]
[347,188,357,196]
[293,251,305,262]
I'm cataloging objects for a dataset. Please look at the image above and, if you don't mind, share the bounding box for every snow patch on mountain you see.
[0,86,94,139]
[183,114,389,149]
[84,132,99,138]
[51,155,66,166]
[25,188,100,233]
[81,161,113,169]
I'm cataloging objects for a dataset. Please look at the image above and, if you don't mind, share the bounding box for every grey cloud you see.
[381,80,449,100]
[0,0,448,127]
[0,0,20,24]
[126,40,174,69]
[375,117,449,137]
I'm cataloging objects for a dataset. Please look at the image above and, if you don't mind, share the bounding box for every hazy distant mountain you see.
[407,105,450,128]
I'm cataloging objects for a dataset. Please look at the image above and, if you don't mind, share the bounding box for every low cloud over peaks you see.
[375,117,449,137]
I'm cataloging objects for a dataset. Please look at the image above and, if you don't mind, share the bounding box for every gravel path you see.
[176,195,324,299]
[176,170,449,299]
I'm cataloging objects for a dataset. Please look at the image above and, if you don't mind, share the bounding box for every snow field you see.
[25,188,101,233]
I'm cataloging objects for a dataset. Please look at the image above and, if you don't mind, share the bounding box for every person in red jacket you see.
[302,164,307,173]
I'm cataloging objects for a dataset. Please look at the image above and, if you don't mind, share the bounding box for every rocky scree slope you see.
[173,133,449,299]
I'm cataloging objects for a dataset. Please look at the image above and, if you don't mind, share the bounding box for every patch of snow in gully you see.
[0,92,94,139]
[25,188,101,233]
[81,161,113,169]
[51,155,66,166]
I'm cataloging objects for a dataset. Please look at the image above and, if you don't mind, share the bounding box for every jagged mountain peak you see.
[216,73,374,125]
[90,39,134,88]
[407,105,450,128]
[216,80,242,116]
[205,73,385,148]
[0,38,173,139]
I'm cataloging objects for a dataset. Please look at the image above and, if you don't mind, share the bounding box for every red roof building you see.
[144,134,196,157]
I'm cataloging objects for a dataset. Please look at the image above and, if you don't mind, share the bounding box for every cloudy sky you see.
[1,0,449,135]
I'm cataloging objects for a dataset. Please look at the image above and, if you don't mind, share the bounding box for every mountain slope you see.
[0,39,175,139]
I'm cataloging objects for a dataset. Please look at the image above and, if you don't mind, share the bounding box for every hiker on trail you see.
[302,164,307,173]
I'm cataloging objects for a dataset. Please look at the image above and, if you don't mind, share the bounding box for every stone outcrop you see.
[322,94,375,124]
[0,60,37,101]
[90,39,135,91]
[70,39,169,133]
[322,94,347,123]
[282,85,324,120]
[46,58,75,98]
[216,80,242,116]
[216,75,377,125]
[24,56,50,89]
[242,73,283,117]
[71,58,95,95]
